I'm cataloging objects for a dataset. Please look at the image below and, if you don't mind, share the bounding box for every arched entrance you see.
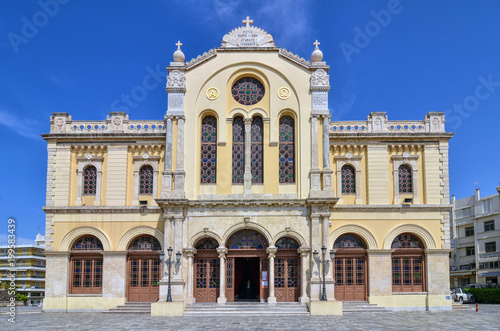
[126,235,161,302]
[275,237,300,302]
[69,235,103,294]
[225,229,268,302]
[193,238,220,302]
[391,233,425,292]
[333,234,368,301]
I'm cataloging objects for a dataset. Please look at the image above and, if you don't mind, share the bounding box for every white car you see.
[451,287,475,303]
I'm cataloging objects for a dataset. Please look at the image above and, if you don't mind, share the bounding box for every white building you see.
[450,184,500,287]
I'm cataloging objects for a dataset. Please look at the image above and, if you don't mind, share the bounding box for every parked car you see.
[451,287,475,303]
[465,284,485,289]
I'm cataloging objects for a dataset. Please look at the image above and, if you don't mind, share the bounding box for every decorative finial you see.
[311,39,323,62]
[242,16,253,27]
[173,40,185,63]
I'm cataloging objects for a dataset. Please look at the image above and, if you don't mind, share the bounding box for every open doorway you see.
[234,257,260,301]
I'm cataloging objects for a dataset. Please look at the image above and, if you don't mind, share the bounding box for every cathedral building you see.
[42,18,453,313]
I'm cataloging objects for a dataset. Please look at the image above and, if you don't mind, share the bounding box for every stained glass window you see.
[232,116,245,184]
[195,238,219,250]
[72,236,103,251]
[341,165,355,194]
[279,116,295,184]
[227,230,268,249]
[128,235,161,251]
[333,234,366,249]
[201,115,217,184]
[251,116,263,183]
[139,165,153,195]
[83,165,97,196]
[399,164,412,193]
[391,233,423,249]
[276,237,299,249]
[231,77,265,106]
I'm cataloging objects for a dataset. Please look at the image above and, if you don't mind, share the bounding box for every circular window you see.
[231,77,265,106]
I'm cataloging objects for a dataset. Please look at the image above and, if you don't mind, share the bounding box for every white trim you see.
[75,153,103,206]
[392,152,419,204]
[335,153,362,204]
[132,153,160,205]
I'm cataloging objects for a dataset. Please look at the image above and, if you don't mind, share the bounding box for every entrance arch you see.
[225,229,269,302]
[275,237,300,302]
[126,235,161,302]
[333,234,368,301]
[193,238,220,302]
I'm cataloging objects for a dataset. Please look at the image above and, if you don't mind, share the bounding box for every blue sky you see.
[1,0,499,241]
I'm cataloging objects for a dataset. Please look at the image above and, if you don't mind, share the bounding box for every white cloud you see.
[0,109,42,140]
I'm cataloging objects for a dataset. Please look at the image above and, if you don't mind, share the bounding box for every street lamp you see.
[313,245,335,301]
[159,246,182,302]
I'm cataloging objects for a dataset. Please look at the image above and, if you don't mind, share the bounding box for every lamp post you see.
[160,246,182,302]
[313,245,335,301]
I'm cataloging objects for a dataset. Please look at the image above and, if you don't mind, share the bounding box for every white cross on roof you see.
[176,40,183,50]
[313,40,320,49]
[242,16,253,27]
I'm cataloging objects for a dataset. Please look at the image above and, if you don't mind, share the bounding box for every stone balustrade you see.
[330,112,446,134]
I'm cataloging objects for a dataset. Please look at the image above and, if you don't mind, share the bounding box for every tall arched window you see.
[391,233,425,292]
[70,235,103,294]
[341,165,356,194]
[232,116,245,184]
[279,115,295,184]
[251,116,264,183]
[139,165,154,195]
[201,115,217,184]
[83,165,97,196]
[398,164,412,193]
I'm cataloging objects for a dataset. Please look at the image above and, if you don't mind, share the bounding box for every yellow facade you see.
[43,19,453,314]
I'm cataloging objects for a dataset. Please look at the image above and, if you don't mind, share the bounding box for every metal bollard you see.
[476,303,478,312]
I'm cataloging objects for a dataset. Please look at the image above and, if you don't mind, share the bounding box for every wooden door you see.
[194,258,220,302]
[334,256,367,301]
[274,254,299,302]
[127,256,160,302]
[225,257,235,302]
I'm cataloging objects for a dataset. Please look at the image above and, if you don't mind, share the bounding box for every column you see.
[173,216,183,280]
[322,115,334,194]
[243,118,252,194]
[310,115,321,193]
[298,247,311,303]
[95,168,102,206]
[162,217,173,280]
[183,247,196,303]
[132,170,139,205]
[217,247,228,304]
[102,252,127,300]
[161,116,173,196]
[76,170,83,206]
[266,246,277,304]
[174,115,186,195]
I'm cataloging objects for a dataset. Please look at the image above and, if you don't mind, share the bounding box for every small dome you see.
[173,40,185,63]
[311,40,323,62]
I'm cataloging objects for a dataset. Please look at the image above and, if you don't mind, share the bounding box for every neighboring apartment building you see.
[450,185,500,287]
[0,233,46,305]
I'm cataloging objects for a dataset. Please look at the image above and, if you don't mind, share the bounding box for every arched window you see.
[201,115,217,184]
[227,230,268,249]
[232,116,245,184]
[333,234,366,249]
[391,233,425,292]
[341,165,356,194]
[83,165,97,196]
[251,116,264,183]
[70,235,103,294]
[275,237,299,249]
[398,164,412,193]
[279,115,295,184]
[128,236,161,251]
[139,165,154,195]
[195,238,219,250]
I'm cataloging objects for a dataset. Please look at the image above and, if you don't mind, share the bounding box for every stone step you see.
[184,303,309,316]
[103,302,152,314]
[342,301,391,313]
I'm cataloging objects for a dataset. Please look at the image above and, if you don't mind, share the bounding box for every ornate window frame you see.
[132,152,160,205]
[335,153,362,204]
[76,153,103,206]
[392,152,419,204]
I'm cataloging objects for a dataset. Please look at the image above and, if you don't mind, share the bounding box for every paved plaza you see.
[2,305,500,330]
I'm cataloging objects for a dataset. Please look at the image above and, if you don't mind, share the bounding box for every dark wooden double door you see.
[127,254,160,302]
[334,251,367,301]
[194,250,299,303]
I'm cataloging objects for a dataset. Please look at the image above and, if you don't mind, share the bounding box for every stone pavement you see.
[2,305,500,330]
